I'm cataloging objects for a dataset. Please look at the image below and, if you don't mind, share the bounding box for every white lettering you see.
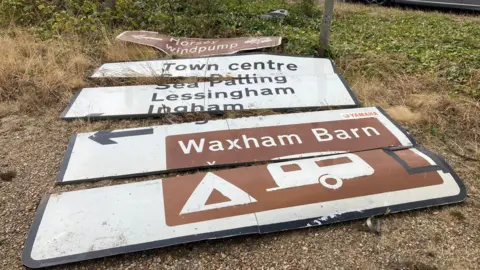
[242,135,259,148]
[362,127,380,136]
[350,128,360,138]
[335,130,352,140]
[227,139,242,150]
[261,136,277,147]
[277,134,302,145]
[178,139,205,154]
[169,37,180,45]
[312,128,333,142]
[209,140,224,151]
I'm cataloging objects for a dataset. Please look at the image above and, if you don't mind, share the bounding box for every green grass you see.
[1,0,479,97]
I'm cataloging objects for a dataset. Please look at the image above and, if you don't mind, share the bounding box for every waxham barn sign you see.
[56,107,415,184]
[91,54,340,78]
[23,146,466,268]
[116,31,282,56]
[61,75,358,120]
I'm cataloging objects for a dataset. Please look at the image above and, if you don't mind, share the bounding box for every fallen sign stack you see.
[62,54,358,119]
[23,51,466,268]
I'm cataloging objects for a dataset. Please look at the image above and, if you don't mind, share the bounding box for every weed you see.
[449,210,466,221]
[0,170,17,181]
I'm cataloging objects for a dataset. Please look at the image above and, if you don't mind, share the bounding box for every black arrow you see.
[88,128,154,145]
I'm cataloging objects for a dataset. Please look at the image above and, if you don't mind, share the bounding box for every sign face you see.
[61,75,358,120]
[91,54,337,78]
[23,146,466,268]
[57,107,415,184]
[116,31,282,57]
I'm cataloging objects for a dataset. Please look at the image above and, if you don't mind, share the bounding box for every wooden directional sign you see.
[91,54,338,78]
[61,75,358,120]
[23,146,466,268]
[57,107,415,184]
[116,31,282,57]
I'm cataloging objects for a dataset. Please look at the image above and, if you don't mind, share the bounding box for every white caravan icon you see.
[266,153,374,191]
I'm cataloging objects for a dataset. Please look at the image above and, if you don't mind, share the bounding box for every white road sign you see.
[61,75,358,119]
[57,107,416,184]
[23,146,466,268]
[91,54,338,78]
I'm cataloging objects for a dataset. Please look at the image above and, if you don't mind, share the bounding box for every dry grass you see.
[387,105,422,124]
[0,9,479,268]
[349,71,480,160]
[0,30,160,115]
[0,31,89,112]
[0,24,478,160]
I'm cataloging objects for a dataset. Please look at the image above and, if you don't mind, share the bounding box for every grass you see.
[0,1,478,156]
[0,0,477,162]
[0,2,479,269]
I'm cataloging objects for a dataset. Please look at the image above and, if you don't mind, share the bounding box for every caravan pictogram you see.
[266,153,374,191]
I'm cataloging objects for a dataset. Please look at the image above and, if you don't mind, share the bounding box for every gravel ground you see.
[0,110,479,270]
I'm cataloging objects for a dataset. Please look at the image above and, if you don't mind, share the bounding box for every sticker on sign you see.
[23,146,466,268]
[91,53,338,78]
[56,107,415,184]
[116,31,282,57]
[61,75,358,120]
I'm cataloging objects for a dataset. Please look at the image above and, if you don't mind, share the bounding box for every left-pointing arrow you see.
[88,128,154,145]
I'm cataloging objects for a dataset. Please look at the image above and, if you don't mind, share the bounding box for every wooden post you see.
[318,0,334,57]
[105,0,116,9]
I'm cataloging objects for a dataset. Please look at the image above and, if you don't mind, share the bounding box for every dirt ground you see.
[1,87,479,270]
[0,3,479,269]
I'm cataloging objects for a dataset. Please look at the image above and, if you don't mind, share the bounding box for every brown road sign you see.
[23,146,466,268]
[162,147,453,226]
[57,107,416,184]
[116,31,282,56]
[166,117,403,170]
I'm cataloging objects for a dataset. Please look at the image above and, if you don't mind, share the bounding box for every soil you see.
[0,107,478,270]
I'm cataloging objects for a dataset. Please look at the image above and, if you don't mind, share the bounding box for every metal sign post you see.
[319,0,335,57]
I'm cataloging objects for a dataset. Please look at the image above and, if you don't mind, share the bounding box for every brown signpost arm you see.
[319,0,335,57]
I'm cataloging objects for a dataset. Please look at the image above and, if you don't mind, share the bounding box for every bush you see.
[0,0,231,34]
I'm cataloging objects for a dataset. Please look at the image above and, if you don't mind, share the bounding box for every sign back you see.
[23,146,466,268]
[57,107,415,184]
[116,31,282,57]
[61,75,358,120]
